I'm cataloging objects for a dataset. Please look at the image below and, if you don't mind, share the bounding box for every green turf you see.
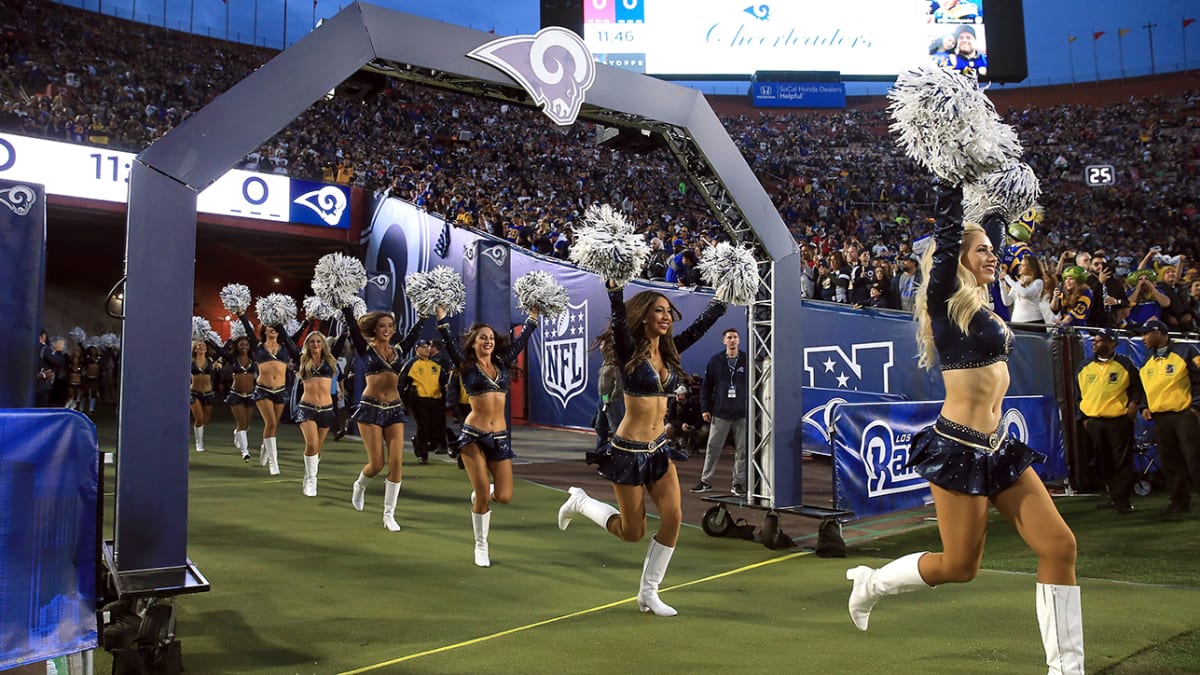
[93,413,1200,674]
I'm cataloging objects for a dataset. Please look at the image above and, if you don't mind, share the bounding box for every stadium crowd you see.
[2,0,1198,330]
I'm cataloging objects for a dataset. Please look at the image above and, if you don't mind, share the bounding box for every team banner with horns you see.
[0,178,46,408]
[832,396,1067,519]
[367,196,746,430]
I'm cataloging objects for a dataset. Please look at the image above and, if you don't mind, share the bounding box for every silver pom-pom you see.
[350,296,368,320]
[312,253,367,309]
[887,64,1022,184]
[206,329,222,345]
[255,294,298,327]
[405,265,466,317]
[513,270,570,318]
[284,319,302,338]
[219,283,252,314]
[68,326,88,345]
[229,321,246,340]
[697,243,761,305]
[568,204,650,285]
[82,336,101,349]
[192,316,213,343]
[98,333,121,349]
[303,295,338,321]
[963,162,1042,224]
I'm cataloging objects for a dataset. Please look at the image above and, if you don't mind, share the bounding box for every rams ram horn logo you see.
[468,27,596,127]
[293,186,348,226]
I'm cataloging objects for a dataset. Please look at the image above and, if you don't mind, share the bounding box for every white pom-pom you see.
[206,329,222,345]
[284,319,302,338]
[697,243,761,305]
[99,333,120,349]
[887,64,1022,184]
[568,204,650,285]
[513,270,570,318]
[405,266,466,317]
[192,316,213,343]
[219,283,252,314]
[255,294,298,327]
[229,321,246,340]
[350,296,368,321]
[68,326,88,345]
[82,336,101,349]
[303,295,338,321]
[312,253,367,309]
[963,162,1042,224]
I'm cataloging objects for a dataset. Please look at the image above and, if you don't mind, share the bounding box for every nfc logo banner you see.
[803,342,894,393]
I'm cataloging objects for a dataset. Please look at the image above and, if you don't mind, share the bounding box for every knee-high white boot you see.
[637,538,678,617]
[264,437,279,475]
[846,551,931,631]
[259,439,268,466]
[302,455,320,497]
[194,426,205,452]
[472,511,491,567]
[382,479,402,532]
[1037,583,1085,675]
[469,483,495,504]
[235,430,250,461]
[557,487,619,531]
[351,471,370,511]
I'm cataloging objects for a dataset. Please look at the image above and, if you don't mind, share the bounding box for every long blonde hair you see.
[299,331,337,378]
[914,223,1002,370]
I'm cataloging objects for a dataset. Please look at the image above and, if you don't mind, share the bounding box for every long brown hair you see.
[357,311,395,342]
[460,323,517,378]
[594,290,683,375]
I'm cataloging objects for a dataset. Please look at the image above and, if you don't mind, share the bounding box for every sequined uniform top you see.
[342,307,424,375]
[210,340,256,376]
[608,287,726,397]
[438,318,538,395]
[298,333,346,381]
[239,316,301,365]
[927,185,1013,371]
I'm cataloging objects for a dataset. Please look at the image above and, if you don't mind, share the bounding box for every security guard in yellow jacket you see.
[1077,328,1143,513]
[401,339,450,464]
[1134,318,1200,516]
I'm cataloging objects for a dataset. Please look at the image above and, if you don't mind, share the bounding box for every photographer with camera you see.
[1126,267,1170,326]
[1087,252,1129,328]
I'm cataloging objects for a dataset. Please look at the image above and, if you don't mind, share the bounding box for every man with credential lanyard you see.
[691,328,749,496]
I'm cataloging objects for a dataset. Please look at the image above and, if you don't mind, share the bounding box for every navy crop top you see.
[608,287,726,397]
[439,318,538,396]
[190,357,216,376]
[343,307,424,376]
[239,315,300,365]
[209,340,256,375]
[926,184,1014,371]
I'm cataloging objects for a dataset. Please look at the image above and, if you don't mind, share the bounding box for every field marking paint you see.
[337,550,814,674]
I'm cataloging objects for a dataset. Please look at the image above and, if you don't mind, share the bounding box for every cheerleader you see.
[222,336,257,461]
[435,305,539,567]
[65,350,83,411]
[83,345,103,414]
[237,314,300,474]
[342,307,425,531]
[293,331,345,496]
[189,341,219,452]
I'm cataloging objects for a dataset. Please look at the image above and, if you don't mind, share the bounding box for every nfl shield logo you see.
[540,300,588,408]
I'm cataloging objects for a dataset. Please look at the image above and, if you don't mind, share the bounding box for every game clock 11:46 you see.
[592,29,636,42]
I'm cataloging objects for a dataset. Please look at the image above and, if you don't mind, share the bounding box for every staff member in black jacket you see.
[1076,328,1143,514]
[1134,317,1200,517]
[691,328,749,496]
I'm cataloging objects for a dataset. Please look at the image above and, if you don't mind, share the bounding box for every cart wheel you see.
[1134,479,1152,497]
[702,505,733,537]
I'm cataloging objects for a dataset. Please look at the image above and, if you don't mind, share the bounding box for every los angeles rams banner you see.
[801,387,906,457]
[0,178,45,408]
[831,396,1066,519]
[367,196,745,430]
[0,410,98,669]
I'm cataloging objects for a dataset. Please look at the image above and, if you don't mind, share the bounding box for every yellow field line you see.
[338,549,814,675]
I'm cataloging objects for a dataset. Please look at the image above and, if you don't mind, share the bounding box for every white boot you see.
[637,538,678,617]
[382,480,402,531]
[472,511,491,567]
[194,426,205,452]
[1037,583,1085,675]
[557,487,618,531]
[469,483,495,504]
[235,430,250,461]
[846,551,930,631]
[351,471,370,511]
[264,437,280,475]
[302,455,320,497]
[259,439,268,466]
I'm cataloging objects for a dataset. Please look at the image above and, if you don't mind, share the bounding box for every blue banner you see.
[367,196,747,431]
[0,179,46,408]
[288,179,351,229]
[0,409,98,669]
[832,396,1067,519]
[801,387,906,457]
[752,82,846,108]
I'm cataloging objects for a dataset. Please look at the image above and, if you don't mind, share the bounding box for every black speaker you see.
[540,0,583,36]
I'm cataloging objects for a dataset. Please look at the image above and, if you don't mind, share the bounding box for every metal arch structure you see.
[113,1,808,586]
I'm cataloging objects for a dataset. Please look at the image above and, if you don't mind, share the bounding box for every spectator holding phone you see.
[1126,269,1170,325]
[1049,266,1093,327]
